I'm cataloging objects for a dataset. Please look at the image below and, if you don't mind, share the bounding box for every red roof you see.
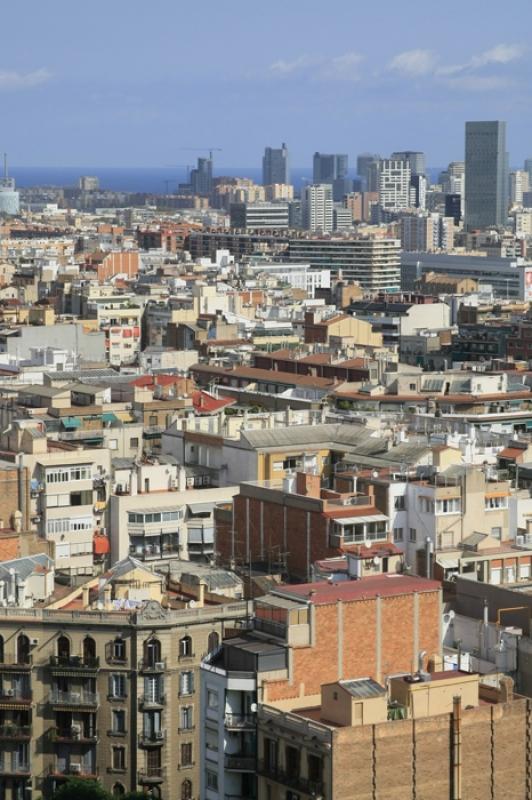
[278,574,441,605]
[130,375,187,389]
[498,447,525,459]
[192,390,235,415]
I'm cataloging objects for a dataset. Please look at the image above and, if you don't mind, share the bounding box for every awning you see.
[333,514,389,525]
[61,417,81,429]
[187,503,213,515]
[437,557,459,569]
[102,412,118,424]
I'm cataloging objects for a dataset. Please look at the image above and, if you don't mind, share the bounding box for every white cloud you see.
[438,43,526,76]
[269,56,317,75]
[322,52,364,81]
[0,68,52,90]
[269,52,363,81]
[388,49,438,77]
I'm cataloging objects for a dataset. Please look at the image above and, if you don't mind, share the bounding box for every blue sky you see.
[2,0,532,168]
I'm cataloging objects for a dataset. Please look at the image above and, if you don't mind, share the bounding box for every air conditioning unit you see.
[71,725,81,737]
[155,662,165,670]
[30,638,39,646]
[4,688,14,697]
[70,692,81,702]
[70,763,82,774]
[155,730,164,739]
[516,535,525,546]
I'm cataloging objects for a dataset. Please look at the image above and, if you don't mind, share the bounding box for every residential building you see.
[378,159,412,212]
[400,213,454,252]
[464,121,508,229]
[262,144,289,186]
[229,203,289,231]
[510,170,530,206]
[301,184,333,233]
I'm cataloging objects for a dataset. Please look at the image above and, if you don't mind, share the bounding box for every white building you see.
[243,262,330,298]
[378,159,412,212]
[510,170,530,206]
[301,184,333,232]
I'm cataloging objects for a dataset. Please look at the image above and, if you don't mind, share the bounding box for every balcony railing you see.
[0,658,32,671]
[139,694,166,709]
[49,764,98,779]
[253,617,287,638]
[224,753,256,771]
[0,724,31,739]
[224,713,255,730]
[0,760,30,776]
[49,691,99,707]
[257,761,324,797]
[138,657,166,672]
[138,767,165,783]
[51,727,98,743]
[49,655,100,670]
[138,729,166,746]
[0,689,32,703]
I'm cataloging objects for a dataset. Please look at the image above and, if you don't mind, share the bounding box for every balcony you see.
[49,764,98,780]
[50,727,99,744]
[0,724,31,740]
[224,713,255,730]
[257,761,324,797]
[0,760,31,777]
[138,729,166,747]
[0,690,32,706]
[49,691,99,709]
[138,657,167,673]
[138,767,165,784]
[0,659,32,672]
[49,655,100,673]
[224,753,256,772]
[138,694,166,710]
[253,617,287,638]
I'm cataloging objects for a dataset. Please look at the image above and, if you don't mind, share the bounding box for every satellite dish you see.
[188,600,197,608]
[373,556,380,566]
[250,703,258,713]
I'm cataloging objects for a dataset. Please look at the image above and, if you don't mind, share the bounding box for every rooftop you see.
[274,574,441,605]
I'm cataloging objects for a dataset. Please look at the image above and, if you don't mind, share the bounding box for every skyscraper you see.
[464,121,508,230]
[524,158,532,186]
[313,153,350,201]
[391,151,426,177]
[378,160,412,212]
[357,153,381,191]
[190,157,213,196]
[262,143,289,186]
[301,184,333,232]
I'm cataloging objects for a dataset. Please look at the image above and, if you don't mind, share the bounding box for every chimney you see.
[103,585,112,610]
[82,585,90,608]
[296,471,321,499]
[178,466,187,492]
[197,580,206,608]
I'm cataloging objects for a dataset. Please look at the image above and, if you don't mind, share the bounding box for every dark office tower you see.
[445,193,462,224]
[190,157,213,196]
[313,153,350,201]
[357,153,381,191]
[262,143,289,185]
[525,159,532,185]
[391,151,426,177]
[465,121,508,230]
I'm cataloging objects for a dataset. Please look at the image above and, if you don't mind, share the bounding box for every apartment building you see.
[257,672,524,800]
[200,574,441,800]
[0,571,249,800]
[109,486,239,565]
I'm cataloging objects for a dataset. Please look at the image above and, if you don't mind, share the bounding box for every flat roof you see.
[275,574,441,605]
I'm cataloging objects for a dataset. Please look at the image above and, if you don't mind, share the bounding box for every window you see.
[418,497,434,514]
[180,742,193,767]
[409,528,417,542]
[283,457,300,471]
[394,496,405,510]
[409,383,416,391]
[112,709,126,734]
[130,437,139,448]
[179,636,193,658]
[436,498,461,515]
[180,706,193,730]
[112,746,126,771]
[206,770,218,791]
[46,465,91,484]
[110,674,127,699]
[112,638,126,662]
[181,780,192,800]
[179,671,194,696]
[207,689,218,709]
[393,527,404,542]
[491,527,502,541]
[485,496,508,511]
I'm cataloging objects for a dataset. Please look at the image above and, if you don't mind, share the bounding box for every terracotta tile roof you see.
[278,574,441,605]
[192,390,235,415]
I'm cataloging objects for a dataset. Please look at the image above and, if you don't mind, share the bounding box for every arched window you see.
[181,779,192,800]
[145,637,161,667]
[57,635,70,661]
[17,635,30,665]
[207,631,219,654]
[83,636,96,664]
[111,636,126,663]
[112,783,125,796]
[179,635,192,658]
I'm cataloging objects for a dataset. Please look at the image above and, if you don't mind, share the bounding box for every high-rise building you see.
[510,170,530,206]
[378,159,412,212]
[464,121,508,230]
[391,150,426,177]
[445,193,462,224]
[356,153,381,191]
[313,153,348,184]
[79,176,99,192]
[400,212,454,252]
[440,161,465,196]
[0,154,20,216]
[229,202,289,230]
[190,157,213,196]
[262,143,289,186]
[301,184,333,232]
[525,158,532,185]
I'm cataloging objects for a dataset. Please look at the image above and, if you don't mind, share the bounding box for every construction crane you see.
[179,147,222,161]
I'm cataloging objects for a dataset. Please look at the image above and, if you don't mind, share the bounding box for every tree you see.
[52,780,112,800]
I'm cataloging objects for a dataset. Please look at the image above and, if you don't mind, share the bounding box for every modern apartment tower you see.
[301,184,333,232]
[313,152,350,200]
[464,121,508,230]
[0,153,20,216]
[357,153,381,191]
[391,150,426,177]
[262,143,289,186]
[190,157,213,196]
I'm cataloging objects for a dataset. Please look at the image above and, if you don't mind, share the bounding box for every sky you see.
[2,0,532,169]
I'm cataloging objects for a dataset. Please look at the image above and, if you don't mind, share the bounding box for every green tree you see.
[51,780,112,800]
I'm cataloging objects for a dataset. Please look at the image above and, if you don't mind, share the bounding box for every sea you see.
[9,166,444,194]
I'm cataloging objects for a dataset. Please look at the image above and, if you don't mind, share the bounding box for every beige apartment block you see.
[0,599,249,800]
